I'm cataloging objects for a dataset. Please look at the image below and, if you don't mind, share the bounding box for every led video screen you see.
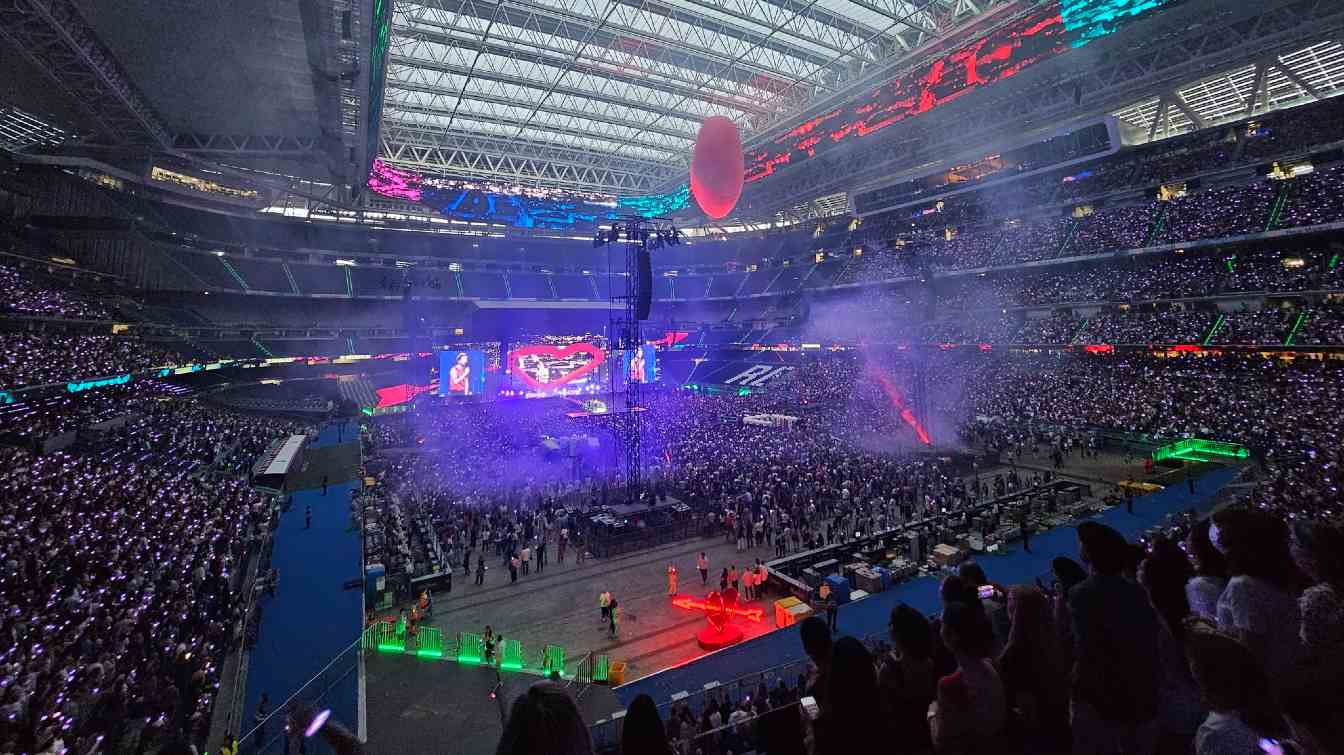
[502,339,608,399]
[622,345,658,385]
[439,349,487,397]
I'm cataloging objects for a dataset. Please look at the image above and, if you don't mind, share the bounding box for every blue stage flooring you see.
[242,426,362,746]
[616,467,1238,707]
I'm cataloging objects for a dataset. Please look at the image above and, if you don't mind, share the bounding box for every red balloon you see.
[690,116,744,220]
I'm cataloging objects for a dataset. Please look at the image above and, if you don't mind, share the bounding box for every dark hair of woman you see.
[496,682,594,755]
[889,603,933,660]
[1186,519,1228,580]
[620,694,671,755]
[941,600,995,658]
[1212,508,1304,591]
[1139,536,1194,640]
[1184,625,1287,740]
[816,636,882,755]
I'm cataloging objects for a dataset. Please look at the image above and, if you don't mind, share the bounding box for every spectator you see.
[798,617,833,708]
[1069,521,1161,754]
[620,694,671,755]
[958,561,1009,652]
[1139,537,1205,746]
[1276,663,1344,755]
[996,585,1069,749]
[1184,625,1288,755]
[1210,508,1305,680]
[814,636,882,755]
[495,682,593,755]
[1288,520,1344,660]
[877,603,937,753]
[1184,520,1229,621]
[929,600,1006,753]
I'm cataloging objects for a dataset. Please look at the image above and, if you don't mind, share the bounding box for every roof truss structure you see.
[378,0,1002,193]
[1115,38,1344,142]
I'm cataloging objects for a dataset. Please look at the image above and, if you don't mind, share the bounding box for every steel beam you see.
[0,0,172,148]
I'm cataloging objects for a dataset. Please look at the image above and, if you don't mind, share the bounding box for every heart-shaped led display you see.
[507,343,606,391]
[704,590,728,632]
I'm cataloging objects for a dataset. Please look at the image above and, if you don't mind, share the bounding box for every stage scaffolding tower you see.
[598,215,678,505]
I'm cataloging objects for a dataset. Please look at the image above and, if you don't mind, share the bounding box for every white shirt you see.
[1186,575,1227,621]
[1216,575,1301,679]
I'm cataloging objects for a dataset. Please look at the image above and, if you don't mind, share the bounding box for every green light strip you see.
[217,256,250,290]
[1152,438,1249,463]
[1330,254,1340,271]
[1202,314,1225,346]
[1284,311,1308,346]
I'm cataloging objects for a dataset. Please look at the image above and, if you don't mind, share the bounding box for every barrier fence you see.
[232,636,363,755]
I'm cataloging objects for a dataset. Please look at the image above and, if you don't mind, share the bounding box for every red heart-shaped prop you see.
[508,343,606,391]
[704,591,728,632]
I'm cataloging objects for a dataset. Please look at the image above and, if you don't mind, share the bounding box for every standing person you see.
[697,553,708,586]
[509,554,520,584]
[609,597,619,637]
[742,566,754,601]
[814,637,885,755]
[928,601,1008,752]
[495,681,594,755]
[1210,508,1305,680]
[1185,626,1289,755]
[536,539,546,574]
[253,692,271,748]
[475,554,485,586]
[520,544,531,575]
[819,582,837,635]
[666,564,678,596]
[996,586,1070,750]
[1018,508,1032,553]
[1184,520,1228,621]
[878,604,936,754]
[620,694,672,755]
[1289,520,1344,661]
[599,591,611,626]
[1068,522,1161,755]
[719,567,729,592]
[558,528,568,563]
[728,564,739,591]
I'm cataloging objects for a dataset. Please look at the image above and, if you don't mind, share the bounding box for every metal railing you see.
[231,635,363,755]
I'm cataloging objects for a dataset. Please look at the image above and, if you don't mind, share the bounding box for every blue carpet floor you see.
[242,424,362,744]
[616,466,1238,706]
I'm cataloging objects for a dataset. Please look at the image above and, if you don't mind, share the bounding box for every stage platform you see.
[365,653,623,755]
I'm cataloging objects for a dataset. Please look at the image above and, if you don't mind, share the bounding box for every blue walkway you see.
[242,424,363,744]
[616,466,1238,706]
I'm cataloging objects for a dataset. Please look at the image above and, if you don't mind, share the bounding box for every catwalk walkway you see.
[241,423,364,748]
[615,466,1240,706]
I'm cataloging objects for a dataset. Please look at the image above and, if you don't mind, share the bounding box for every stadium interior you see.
[1,0,1343,754]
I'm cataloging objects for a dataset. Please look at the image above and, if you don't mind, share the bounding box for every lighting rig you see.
[594,217,680,505]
